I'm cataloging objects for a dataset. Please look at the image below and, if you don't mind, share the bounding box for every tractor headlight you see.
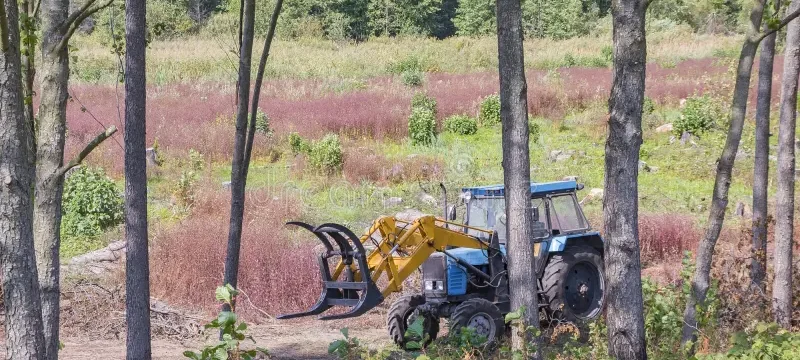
[425,280,444,291]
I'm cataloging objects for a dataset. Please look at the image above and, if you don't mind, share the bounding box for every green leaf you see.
[237,322,248,331]
[340,327,349,339]
[182,351,200,360]
[328,340,346,354]
[406,341,422,350]
[405,317,425,339]
[416,355,431,360]
[505,306,526,323]
[217,311,237,327]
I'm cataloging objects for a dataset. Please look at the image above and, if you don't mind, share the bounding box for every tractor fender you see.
[547,232,604,255]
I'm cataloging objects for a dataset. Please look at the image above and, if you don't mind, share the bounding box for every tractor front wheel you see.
[387,295,439,349]
[541,245,605,323]
[450,298,505,347]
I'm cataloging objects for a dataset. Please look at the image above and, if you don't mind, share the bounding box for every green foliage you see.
[308,134,344,173]
[255,109,272,135]
[411,92,437,115]
[403,317,428,350]
[402,70,425,87]
[453,0,495,36]
[62,167,123,239]
[152,138,166,166]
[478,94,500,127]
[328,328,362,360]
[528,119,541,143]
[288,132,310,155]
[521,0,596,39]
[367,0,446,37]
[389,56,425,75]
[643,96,656,115]
[408,108,437,146]
[188,149,205,172]
[183,285,269,360]
[501,306,540,359]
[697,323,800,360]
[444,115,478,135]
[675,95,723,136]
[173,169,198,210]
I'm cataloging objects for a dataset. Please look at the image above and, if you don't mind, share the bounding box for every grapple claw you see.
[278,221,384,320]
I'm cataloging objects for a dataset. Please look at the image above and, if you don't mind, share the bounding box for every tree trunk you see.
[772,1,800,328]
[0,0,47,357]
[124,0,151,356]
[750,28,776,293]
[496,0,538,356]
[34,0,71,357]
[604,1,648,359]
[682,0,767,349]
[222,0,255,297]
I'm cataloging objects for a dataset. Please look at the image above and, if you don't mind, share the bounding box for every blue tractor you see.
[279,180,605,348]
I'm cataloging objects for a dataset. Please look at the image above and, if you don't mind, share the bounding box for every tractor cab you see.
[458,180,594,247]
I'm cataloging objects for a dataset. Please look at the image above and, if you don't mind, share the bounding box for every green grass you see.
[69,30,742,85]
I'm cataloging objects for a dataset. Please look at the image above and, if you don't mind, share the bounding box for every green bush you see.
[444,115,478,135]
[643,96,656,115]
[479,94,501,126]
[255,109,271,135]
[675,95,723,136]
[528,119,541,143]
[401,70,424,87]
[698,323,800,360]
[62,167,123,239]
[411,92,437,115]
[408,108,437,146]
[388,55,424,74]
[308,134,344,174]
[288,132,309,155]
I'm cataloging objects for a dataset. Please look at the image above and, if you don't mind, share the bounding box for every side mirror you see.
[447,205,457,221]
[532,207,540,222]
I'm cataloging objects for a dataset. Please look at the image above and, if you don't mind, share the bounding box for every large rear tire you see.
[450,298,505,347]
[541,245,605,323]
[387,295,439,349]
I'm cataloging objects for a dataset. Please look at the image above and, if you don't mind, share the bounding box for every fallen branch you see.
[57,125,117,178]
[237,287,273,320]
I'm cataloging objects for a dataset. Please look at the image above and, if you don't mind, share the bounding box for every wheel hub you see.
[564,261,602,318]
[467,313,494,338]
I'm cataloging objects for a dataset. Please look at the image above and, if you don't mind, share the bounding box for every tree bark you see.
[222,0,255,298]
[682,0,767,349]
[750,28,776,293]
[124,0,151,356]
[0,0,47,357]
[496,0,538,357]
[772,0,799,328]
[33,0,70,357]
[604,1,648,359]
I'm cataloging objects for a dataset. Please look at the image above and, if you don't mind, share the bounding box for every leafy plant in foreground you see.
[62,166,124,239]
[183,284,269,360]
[478,94,501,127]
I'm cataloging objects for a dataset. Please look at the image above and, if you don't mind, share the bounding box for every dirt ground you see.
[4,317,389,360]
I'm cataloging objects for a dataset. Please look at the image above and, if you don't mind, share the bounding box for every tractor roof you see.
[461,180,578,197]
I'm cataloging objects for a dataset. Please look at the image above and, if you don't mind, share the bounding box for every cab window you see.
[530,198,549,239]
[549,194,587,233]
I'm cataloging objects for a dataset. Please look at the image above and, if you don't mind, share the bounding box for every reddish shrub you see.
[342,149,444,185]
[638,213,700,264]
[150,187,320,319]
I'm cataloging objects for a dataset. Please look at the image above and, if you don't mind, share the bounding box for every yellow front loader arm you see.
[277,215,495,320]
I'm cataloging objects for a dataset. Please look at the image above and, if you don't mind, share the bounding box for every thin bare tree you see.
[222,0,283,303]
[750,4,779,292]
[0,0,47,357]
[34,0,114,357]
[682,0,800,349]
[124,0,151,356]
[604,0,648,358]
[772,0,800,328]
[496,0,538,356]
